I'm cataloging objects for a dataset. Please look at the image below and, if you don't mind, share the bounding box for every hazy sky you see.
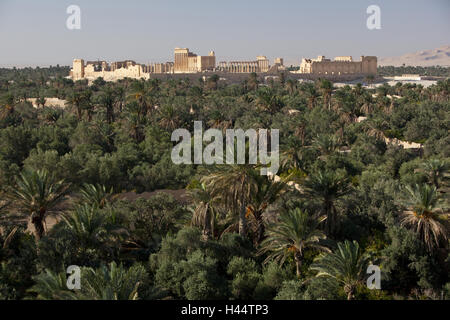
[0,0,449,67]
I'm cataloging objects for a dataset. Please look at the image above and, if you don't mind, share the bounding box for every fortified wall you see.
[299,56,377,75]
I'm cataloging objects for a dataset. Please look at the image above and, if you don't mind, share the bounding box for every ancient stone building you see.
[174,48,216,73]
[70,59,151,81]
[299,55,377,75]
[217,56,270,73]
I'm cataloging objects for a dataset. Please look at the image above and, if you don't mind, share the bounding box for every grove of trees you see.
[0,66,448,300]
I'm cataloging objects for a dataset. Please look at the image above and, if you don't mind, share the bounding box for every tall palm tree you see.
[158,105,181,131]
[127,81,153,118]
[311,240,370,300]
[188,182,221,240]
[259,208,329,277]
[302,169,352,236]
[313,134,341,158]
[318,79,333,110]
[66,91,85,121]
[202,165,258,237]
[113,86,126,113]
[303,84,320,109]
[7,170,69,241]
[247,175,287,245]
[255,87,285,115]
[421,158,449,190]
[61,204,114,251]
[400,184,448,251]
[98,87,116,124]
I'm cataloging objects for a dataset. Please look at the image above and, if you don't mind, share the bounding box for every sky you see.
[0,0,449,67]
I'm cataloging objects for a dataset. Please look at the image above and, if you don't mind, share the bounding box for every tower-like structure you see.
[72,59,85,80]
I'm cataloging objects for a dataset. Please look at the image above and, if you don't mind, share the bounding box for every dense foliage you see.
[0,67,448,300]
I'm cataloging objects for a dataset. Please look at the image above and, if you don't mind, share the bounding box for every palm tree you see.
[202,165,258,237]
[125,102,146,142]
[61,204,112,251]
[98,87,116,124]
[78,183,116,209]
[30,262,146,300]
[313,134,341,158]
[400,184,448,251]
[29,270,78,300]
[158,105,181,131]
[255,87,285,115]
[247,175,287,245]
[113,86,126,113]
[79,262,147,300]
[302,169,352,236]
[127,81,153,118]
[311,240,370,300]
[259,208,329,277]
[303,84,320,109]
[66,91,84,120]
[318,79,333,110]
[36,96,46,109]
[421,158,449,190]
[188,182,221,240]
[0,93,17,119]
[6,169,69,241]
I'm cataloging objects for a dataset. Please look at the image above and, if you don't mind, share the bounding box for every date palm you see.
[400,184,448,251]
[78,183,116,209]
[29,270,78,300]
[188,182,220,240]
[158,105,181,131]
[302,169,352,236]
[127,81,153,118]
[255,87,285,115]
[78,262,147,300]
[303,84,320,109]
[202,165,258,238]
[7,169,69,241]
[259,208,329,278]
[98,87,116,124]
[421,158,449,190]
[61,204,119,252]
[311,240,370,300]
[318,79,333,110]
[247,175,287,245]
[66,91,84,120]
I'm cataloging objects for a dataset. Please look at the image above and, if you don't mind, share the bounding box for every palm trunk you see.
[202,204,212,240]
[345,286,355,300]
[255,213,265,245]
[294,252,302,278]
[31,212,45,241]
[238,203,247,237]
